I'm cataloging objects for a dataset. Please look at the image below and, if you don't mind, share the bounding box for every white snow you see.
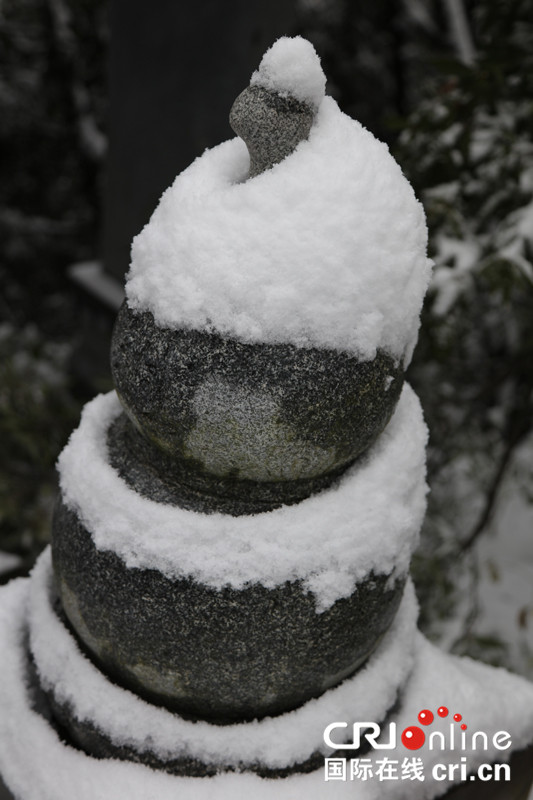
[431,234,481,316]
[127,91,431,364]
[250,36,326,108]
[2,574,533,799]
[474,483,533,675]
[57,385,428,611]
[28,549,417,768]
[435,433,533,678]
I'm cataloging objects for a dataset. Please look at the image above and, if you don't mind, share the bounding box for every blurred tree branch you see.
[442,0,476,65]
[46,0,107,163]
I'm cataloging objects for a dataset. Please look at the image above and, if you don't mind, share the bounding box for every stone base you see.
[52,500,406,722]
[2,571,533,799]
[28,549,417,777]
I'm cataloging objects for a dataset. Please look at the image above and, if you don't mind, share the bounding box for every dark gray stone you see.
[107,411,352,515]
[0,775,14,800]
[110,303,404,500]
[229,85,314,178]
[52,498,406,724]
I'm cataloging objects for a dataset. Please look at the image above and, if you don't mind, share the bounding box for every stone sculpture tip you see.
[251,36,326,108]
[229,36,325,179]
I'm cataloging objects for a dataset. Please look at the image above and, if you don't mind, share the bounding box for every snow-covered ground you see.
[470,438,533,677]
[433,433,533,680]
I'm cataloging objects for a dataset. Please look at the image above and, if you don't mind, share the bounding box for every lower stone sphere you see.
[110,302,404,489]
[52,499,406,724]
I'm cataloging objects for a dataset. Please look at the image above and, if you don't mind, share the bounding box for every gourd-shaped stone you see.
[229,83,314,178]
[111,38,411,513]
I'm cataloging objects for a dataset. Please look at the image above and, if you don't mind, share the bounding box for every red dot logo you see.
[461,724,467,731]
[401,726,426,750]
[418,709,434,726]
[454,713,462,722]
[438,706,449,718]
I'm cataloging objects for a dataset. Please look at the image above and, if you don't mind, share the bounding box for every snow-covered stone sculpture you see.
[51,36,429,724]
[0,36,532,800]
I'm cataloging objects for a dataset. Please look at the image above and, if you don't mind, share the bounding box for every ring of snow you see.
[28,549,417,769]
[127,95,432,363]
[2,575,533,799]
[58,385,428,611]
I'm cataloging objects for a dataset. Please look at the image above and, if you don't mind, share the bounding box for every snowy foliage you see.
[401,95,533,318]
[0,0,107,274]
[398,0,533,674]
[0,324,80,571]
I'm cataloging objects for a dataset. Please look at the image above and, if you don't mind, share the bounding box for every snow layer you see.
[57,385,428,611]
[28,549,417,768]
[127,93,432,363]
[2,575,533,799]
[250,36,326,108]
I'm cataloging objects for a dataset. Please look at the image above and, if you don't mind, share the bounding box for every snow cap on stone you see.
[250,36,326,108]
[127,39,432,363]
